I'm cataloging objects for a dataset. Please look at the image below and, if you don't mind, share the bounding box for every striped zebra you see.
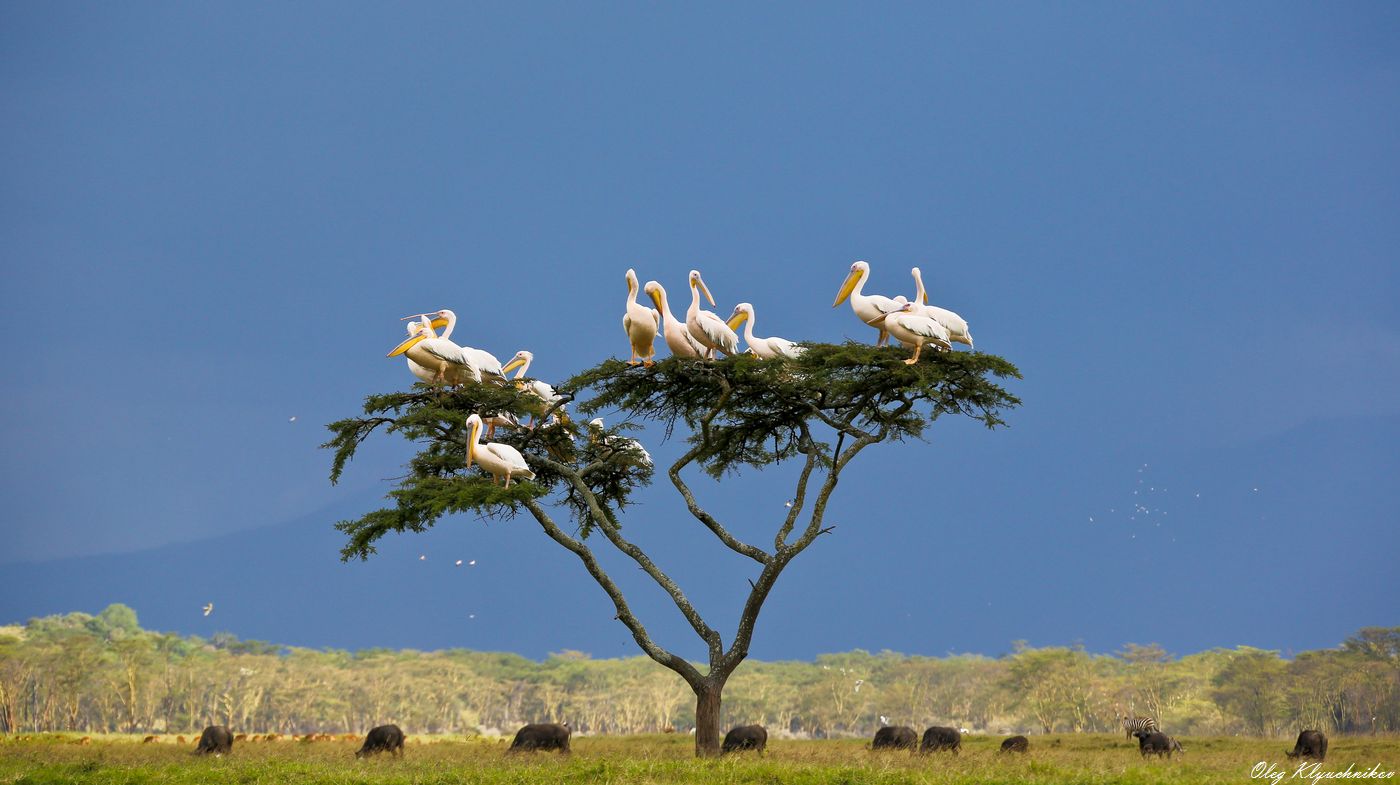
[1121,715,1159,739]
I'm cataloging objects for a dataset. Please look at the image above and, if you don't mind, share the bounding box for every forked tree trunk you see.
[693,679,724,757]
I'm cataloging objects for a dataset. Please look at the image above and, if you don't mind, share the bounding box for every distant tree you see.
[91,604,140,639]
[1212,647,1288,736]
[326,344,1020,755]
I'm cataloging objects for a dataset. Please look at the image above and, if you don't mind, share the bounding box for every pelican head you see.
[501,350,534,375]
[726,302,754,331]
[910,267,927,303]
[644,280,666,310]
[689,270,715,306]
[833,260,870,307]
[388,314,435,357]
[626,268,639,296]
[464,413,483,468]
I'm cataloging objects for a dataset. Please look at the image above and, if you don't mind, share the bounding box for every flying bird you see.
[622,269,660,366]
[202,603,213,617]
[833,261,902,346]
[726,302,805,359]
[685,270,739,358]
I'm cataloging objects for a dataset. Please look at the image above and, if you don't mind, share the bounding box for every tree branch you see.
[669,448,772,566]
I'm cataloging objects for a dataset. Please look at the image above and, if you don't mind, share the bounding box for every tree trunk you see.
[693,679,724,758]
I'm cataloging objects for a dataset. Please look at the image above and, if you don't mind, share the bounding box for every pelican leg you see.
[504,475,513,488]
[627,347,640,366]
[877,329,889,347]
[904,342,923,365]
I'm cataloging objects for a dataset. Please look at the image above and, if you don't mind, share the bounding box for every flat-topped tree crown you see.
[324,340,1019,756]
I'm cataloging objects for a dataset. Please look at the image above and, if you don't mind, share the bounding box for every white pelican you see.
[726,303,805,359]
[622,268,660,366]
[501,350,569,426]
[685,270,739,358]
[882,302,951,364]
[464,413,534,487]
[387,315,480,385]
[832,261,903,346]
[644,280,705,359]
[910,267,974,349]
[402,319,441,385]
[587,417,652,468]
[410,309,510,382]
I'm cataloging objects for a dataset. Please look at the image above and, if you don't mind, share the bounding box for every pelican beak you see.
[833,269,860,306]
[466,421,479,468]
[501,357,525,375]
[698,278,715,307]
[387,334,426,357]
[647,288,664,310]
[429,317,450,330]
[399,314,427,321]
[726,311,748,331]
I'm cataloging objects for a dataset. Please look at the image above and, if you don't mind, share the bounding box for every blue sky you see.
[2,3,1397,660]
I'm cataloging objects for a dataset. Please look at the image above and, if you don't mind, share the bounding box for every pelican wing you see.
[918,304,973,346]
[418,338,481,380]
[462,347,506,381]
[766,337,806,360]
[887,312,952,347]
[690,311,740,355]
[483,442,533,477]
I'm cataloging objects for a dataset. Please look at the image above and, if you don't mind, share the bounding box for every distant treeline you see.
[1,606,1395,738]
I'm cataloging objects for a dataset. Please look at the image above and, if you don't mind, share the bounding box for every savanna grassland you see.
[3,733,1399,785]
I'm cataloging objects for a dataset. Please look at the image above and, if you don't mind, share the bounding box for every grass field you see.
[3,732,1398,784]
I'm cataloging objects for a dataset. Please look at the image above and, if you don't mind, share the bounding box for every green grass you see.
[2,733,1398,784]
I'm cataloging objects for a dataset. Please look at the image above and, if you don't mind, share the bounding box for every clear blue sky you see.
[2,2,1397,660]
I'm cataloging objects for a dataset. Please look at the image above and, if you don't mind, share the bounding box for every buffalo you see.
[355,724,406,758]
[721,724,767,754]
[1133,730,1182,758]
[872,725,918,751]
[920,726,961,753]
[1000,735,1029,753]
[508,722,571,753]
[1286,730,1327,762]
[195,725,234,755]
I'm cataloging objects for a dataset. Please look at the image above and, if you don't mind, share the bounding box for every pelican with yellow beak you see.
[644,280,705,359]
[832,261,902,346]
[883,302,951,364]
[623,268,660,366]
[401,318,447,384]
[387,314,480,385]
[910,267,974,349]
[727,303,805,360]
[685,270,739,358]
[501,350,569,426]
[407,309,509,382]
[464,414,534,486]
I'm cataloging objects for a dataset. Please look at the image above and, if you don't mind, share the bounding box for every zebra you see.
[1121,715,1159,739]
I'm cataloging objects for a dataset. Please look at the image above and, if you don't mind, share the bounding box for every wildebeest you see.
[508,722,571,753]
[1133,730,1182,758]
[872,725,918,751]
[355,724,406,758]
[1000,735,1029,753]
[920,726,961,753]
[721,724,767,754]
[1286,730,1327,762]
[195,725,234,755]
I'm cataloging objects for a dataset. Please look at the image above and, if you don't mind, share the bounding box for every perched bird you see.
[685,270,739,358]
[464,413,535,486]
[909,267,973,349]
[726,302,805,359]
[644,281,705,359]
[400,318,445,385]
[501,351,569,426]
[202,603,214,617]
[587,417,652,468]
[387,314,480,385]
[622,269,660,366]
[414,309,509,382]
[882,302,951,364]
[833,261,902,346]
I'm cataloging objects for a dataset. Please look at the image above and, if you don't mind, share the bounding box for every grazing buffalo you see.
[920,726,961,753]
[872,725,918,751]
[508,723,571,753]
[195,725,234,755]
[355,724,406,758]
[721,725,768,754]
[1000,735,1029,753]
[1133,730,1181,758]
[1286,730,1327,762]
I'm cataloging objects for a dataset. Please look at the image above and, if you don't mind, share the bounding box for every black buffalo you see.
[872,725,918,750]
[1286,730,1327,762]
[508,722,571,753]
[1133,730,1182,758]
[194,725,233,755]
[722,724,768,754]
[355,724,405,758]
[1000,735,1029,753]
[920,726,961,753]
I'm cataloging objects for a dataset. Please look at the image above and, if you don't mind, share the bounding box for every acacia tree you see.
[325,342,1019,755]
